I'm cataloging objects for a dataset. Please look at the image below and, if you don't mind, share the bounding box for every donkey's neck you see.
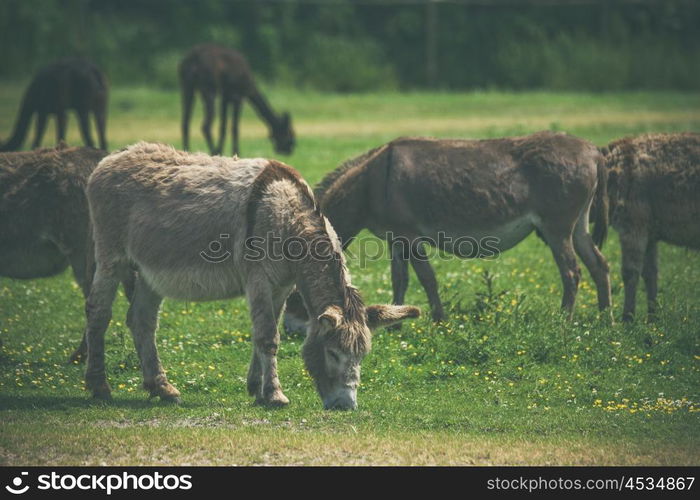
[316,168,369,246]
[295,257,346,319]
[248,87,281,132]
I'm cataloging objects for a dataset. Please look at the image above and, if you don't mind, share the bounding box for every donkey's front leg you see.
[641,239,659,322]
[619,230,648,322]
[410,242,446,322]
[246,285,290,407]
[387,238,410,331]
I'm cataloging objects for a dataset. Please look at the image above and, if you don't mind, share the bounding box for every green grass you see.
[1,84,699,465]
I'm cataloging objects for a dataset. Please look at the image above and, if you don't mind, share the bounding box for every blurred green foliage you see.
[0,0,698,92]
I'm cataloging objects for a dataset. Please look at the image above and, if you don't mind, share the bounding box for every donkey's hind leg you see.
[56,110,67,144]
[200,89,217,154]
[71,271,137,366]
[94,107,107,151]
[84,263,121,399]
[126,276,179,402]
[66,247,91,364]
[246,283,291,407]
[214,95,228,156]
[181,83,195,151]
[572,208,612,312]
[231,97,242,156]
[76,108,95,148]
[31,112,48,149]
[542,229,580,320]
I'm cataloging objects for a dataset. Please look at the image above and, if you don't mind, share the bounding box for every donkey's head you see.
[302,302,420,410]
[272,112,295,155]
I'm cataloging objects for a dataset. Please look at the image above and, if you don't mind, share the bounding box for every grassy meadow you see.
[0,83,699,465]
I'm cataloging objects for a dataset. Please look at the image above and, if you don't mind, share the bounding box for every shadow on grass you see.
[0,394,203,411]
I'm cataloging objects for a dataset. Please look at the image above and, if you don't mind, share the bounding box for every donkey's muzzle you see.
[324,394,357,411]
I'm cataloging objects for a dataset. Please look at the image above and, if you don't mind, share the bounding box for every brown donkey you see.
[179,44,294,156]
[84,143,418,409]
[1,58,108,152]
[602,133,700,321]
[0,144,114,362]
[285,131,611,329]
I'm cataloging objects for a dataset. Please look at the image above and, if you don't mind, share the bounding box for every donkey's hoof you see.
[88,381,112,400]
[256,391,290,408]
[150,384,181,400]
[92,390,113,401]
[432,311,446,323]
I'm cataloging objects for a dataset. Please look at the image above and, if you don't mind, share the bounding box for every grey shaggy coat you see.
[83,142,418,409]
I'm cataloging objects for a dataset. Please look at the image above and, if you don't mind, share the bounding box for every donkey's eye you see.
[327,349,340,362]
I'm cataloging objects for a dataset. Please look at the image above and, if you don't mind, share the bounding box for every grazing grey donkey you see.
[84,142,419,409]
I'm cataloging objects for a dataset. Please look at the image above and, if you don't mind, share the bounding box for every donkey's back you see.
[366,132,600,244]
[606,132,700,250]
[1,145,105,280]
[88,142,269,300]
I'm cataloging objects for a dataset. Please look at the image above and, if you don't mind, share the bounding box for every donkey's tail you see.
[0,84,35,152]
[591,148,609,249]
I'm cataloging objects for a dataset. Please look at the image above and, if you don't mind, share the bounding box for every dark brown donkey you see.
[179,44,294,156]
[0,144,118,363]
[602,133,700,322]
[0,58,108,152]
[285,131,611,329]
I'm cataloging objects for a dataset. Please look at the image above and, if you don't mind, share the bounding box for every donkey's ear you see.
[366,304,421,330]
[318,305,343,331]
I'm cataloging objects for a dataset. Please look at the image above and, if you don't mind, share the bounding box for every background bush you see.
[0,0,698,92]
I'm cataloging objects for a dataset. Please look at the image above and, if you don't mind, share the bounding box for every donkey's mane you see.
[319,216,368,355]
[314,145,386,200]
[298,219,365,329]
[339,283,369,355]
[246,159,317,239]
[246,160,368,353]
